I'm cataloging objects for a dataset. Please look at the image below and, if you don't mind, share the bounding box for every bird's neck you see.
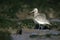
[34,12,39,17]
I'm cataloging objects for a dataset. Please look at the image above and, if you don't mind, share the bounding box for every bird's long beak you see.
[30,10,34,13]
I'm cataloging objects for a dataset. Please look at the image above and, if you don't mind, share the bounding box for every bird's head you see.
[30,8,38,13]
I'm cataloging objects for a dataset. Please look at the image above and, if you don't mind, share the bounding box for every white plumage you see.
[31,8,50,25]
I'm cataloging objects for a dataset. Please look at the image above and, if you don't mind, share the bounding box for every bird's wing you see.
[34,15,50,24]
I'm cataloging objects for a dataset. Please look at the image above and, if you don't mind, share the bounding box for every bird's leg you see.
[39,24,41,30]
[40,25,43,30]
[39,25,44,30]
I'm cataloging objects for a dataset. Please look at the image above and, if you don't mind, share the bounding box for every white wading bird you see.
[30,8,50,29]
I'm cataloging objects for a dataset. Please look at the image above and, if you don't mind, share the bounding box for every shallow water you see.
[11,30,60,40]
